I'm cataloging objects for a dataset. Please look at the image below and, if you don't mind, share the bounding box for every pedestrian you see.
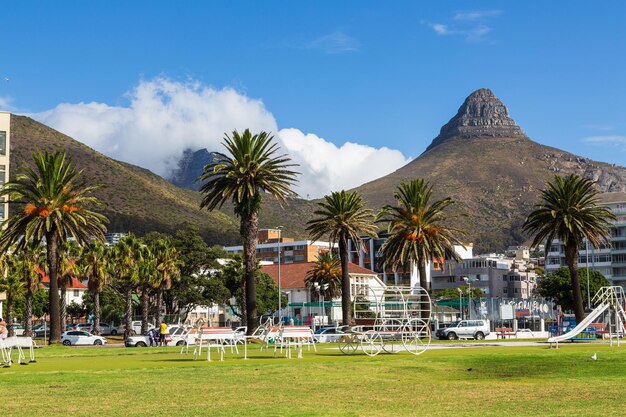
[0,318,7,340]
[148,328,157,347]
[159,321,168,346]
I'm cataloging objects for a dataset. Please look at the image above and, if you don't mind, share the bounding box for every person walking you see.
[148,328,157,347]
[0,318,8,340]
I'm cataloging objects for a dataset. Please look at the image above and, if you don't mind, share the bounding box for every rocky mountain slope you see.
[353,89,626,251]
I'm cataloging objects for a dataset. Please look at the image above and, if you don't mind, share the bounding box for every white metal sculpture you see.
[0,336,36,366]
[338,285,432,356]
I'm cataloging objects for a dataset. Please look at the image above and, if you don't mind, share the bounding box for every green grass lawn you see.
[1,342,625,417]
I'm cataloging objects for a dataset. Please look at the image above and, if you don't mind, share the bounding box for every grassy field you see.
[1,341,626,417]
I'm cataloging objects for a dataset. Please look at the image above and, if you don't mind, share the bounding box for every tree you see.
[19,242,45,337]
[305,252,342,301]
[378,180,465,290]
[307,191,377,326]
[112,234,143,339]
[58,241,80,331]
[220,255,283,323]
[199,129,298,333]
[536,267,609,312]
[0,151,107,343]
[137,244,157,334]
[150,238,182,325]
[0,254,26,336]
[79,240,110,335]
[523,174,615,323]
[377,180,465,319]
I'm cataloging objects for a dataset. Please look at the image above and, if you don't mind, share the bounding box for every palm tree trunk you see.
[418,256,430,320]
[141,287,149,334]
[339,235,352,326]
[25,285,34,337]
[124,286,133,339]
[565,244,585,323]
[93,291,101,336]
[241,212,259,334]
[155,290,162,326]
[7,295,14,337]
[60,286,67,332]
[46,229,62,344]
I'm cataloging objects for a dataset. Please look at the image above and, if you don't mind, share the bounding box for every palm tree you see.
[0,253,26,336]
[307,191,377,326]
[138,244,157,334]
[113,234,143,339]
[0,151,107,343]
[305,251,342,300]
[151,238,182,325]
[58,241,79,332]
[19,242,45,337]
[523,174,615,323]
[377,179,466,291]
[79,240,109,336]
[199,129,298,332]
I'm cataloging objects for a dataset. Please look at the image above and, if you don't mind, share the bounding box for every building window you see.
[503,288,508,294]
[0,132,5,155]
[295,245,305,250]
[294,254,305,262]
[73,290,79,297]
[447,276,455,283]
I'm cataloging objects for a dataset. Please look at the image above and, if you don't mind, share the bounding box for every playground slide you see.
[547,303,609,343]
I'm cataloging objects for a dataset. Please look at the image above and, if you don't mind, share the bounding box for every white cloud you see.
[431,23,449,35]
[453,10,502,21]
[583,135,626,150]
[278,129,411,198]
[308,31,360,54]
[31,78,410,199]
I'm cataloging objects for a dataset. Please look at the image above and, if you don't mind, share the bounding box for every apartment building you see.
[0,112,10,222]
[545,192,626,287]
[224,228,336,264]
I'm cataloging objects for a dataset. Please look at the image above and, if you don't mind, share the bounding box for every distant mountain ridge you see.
[169,148,219,190]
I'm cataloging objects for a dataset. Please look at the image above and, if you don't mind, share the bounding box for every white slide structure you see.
[547,303,609,344]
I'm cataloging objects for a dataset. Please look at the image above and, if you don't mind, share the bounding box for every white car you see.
[61,330,107,346]
[435,320,491,340]
[125,325,188,347]
[116,321,155,336]
[313,327,345,343]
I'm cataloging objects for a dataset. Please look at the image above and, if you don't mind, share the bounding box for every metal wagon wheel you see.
[337,333,359,355]
[401,318,431,356]
[381,318,403,354]
[361,330,383,356]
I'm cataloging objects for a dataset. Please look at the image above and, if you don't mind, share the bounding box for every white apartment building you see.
[0,112,10,222]
[545,192,626,288]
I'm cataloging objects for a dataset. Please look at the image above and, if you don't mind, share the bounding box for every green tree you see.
[0,151,107,343]
[305,252,342,300]
[150,238,182,325]
[79,240,110,335]
[432,286,484,299]
[112,234,143,338]
[199,129,298,332]
[378,180,465,290]
[137,244,157,334]
[523,174,615,323]
[0,254,26,336]
[307,191,377,326]
[536,267,609,312]
[58,241,80,331]
[19,242,45,337]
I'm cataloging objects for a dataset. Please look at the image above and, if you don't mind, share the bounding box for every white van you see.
[435,320,490,340]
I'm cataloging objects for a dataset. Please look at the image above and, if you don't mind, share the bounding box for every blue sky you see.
[1,1,625,197]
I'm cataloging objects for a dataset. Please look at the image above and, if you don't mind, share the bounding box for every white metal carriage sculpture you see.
[337,285,432,356]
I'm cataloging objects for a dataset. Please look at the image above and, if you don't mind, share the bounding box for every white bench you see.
[0,336,36,366]
[192,327,246,361]
[277,326,316,359]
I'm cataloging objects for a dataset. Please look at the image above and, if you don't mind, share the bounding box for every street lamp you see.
[462,276,477,320]
[585,238,591,310]
[457,287,463,320]
[276,226,284,324]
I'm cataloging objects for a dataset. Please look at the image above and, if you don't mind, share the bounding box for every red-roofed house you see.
[260,262,385,325]
[36,264,88,306]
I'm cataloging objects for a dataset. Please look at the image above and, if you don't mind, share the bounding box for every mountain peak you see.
[426,88,526,151]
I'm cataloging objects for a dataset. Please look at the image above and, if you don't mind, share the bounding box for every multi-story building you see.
[430,251,537,299]
[105,232,127,246]
[224,228,336,264]
[0,112,10,222]
[545,192,626,288]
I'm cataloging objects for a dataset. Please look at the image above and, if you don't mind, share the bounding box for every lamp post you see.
[276,226,284,324]
[585,238,591,310]
[457,287,463,320]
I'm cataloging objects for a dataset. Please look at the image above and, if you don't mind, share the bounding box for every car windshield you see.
[447,321,460,327]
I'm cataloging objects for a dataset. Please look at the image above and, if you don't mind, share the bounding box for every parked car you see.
[96,323,115,335]
[61,330,107,346]
[313,327,345,343]
[68,323,93,332]
[125,325,188,347]
[436,320,490,340]
[116,321,155,336]
[33,324,50,338]
[11,323,25,336]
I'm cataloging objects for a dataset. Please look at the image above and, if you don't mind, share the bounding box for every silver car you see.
[436,320,490,340]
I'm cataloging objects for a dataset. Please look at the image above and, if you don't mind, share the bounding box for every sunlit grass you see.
[1,342,625,416]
